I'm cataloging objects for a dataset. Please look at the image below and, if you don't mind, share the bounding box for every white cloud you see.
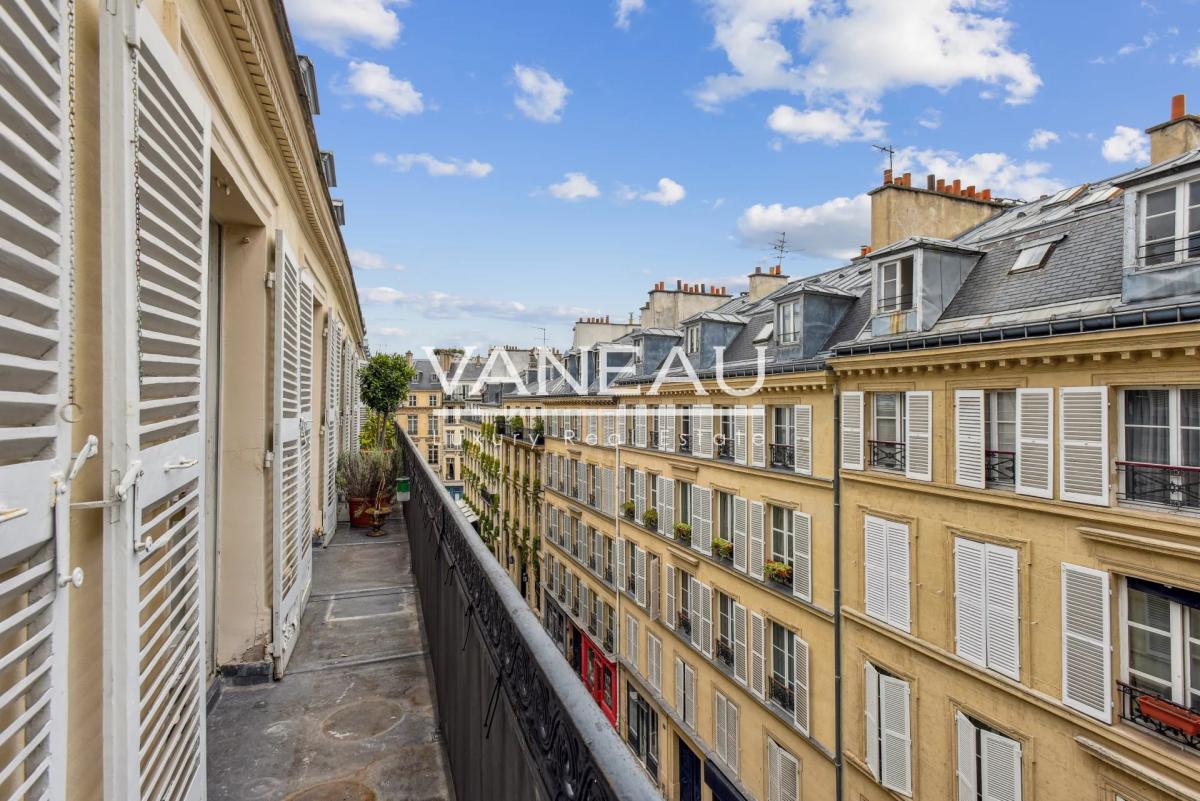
[512,65,570,123]
[767,104,886,144]
[1027,129,1059,151]
[546,172,600,201]
[736,194,871,261]
[361,287,596,323]
[917,107,942,130]
[1118,32,1158,56]
[1181,48,1200,67]
[376,326,409,337]
[615,0,646,29]
[892,146,1064,199]
[346,61,424,116]
[350,248,407,272]
[373,152,493,177]
[694,0,1040,126]
[621,177,687,206]
[286,0,406,55]
[1101,125,1150,164]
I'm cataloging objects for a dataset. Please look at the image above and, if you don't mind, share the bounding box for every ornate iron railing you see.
[985,450,1016,485]
[769,443,795,469]
[399,428,659,801]
[1117,681,1200,750]
[716,636,735,669]
[1117,461,1200,509]
[869,439,906,471]
[678,432,691,454]
[716,438,735,461]
[677,609,692,636]
[769,675,795,713]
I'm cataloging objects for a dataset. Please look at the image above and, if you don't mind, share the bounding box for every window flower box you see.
[674,522,692,546]
[713,538,733,563]
[1138,694,1200,737]
[764,560,792,587]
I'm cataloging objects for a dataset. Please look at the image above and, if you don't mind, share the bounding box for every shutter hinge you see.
[265,271,275,290]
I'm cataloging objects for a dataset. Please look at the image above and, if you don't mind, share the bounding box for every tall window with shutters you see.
[675,657,697,729]
[1059,386,1110,506]
[1121,578,1200,714]
[865,662,913,797]
[954,538,1021,680]
[864,515,911,633]
[767,737,800,801]
[1061,563,1112,722]
[869,393,907,472]
[714,690,740,773]
[956,712,1023,801]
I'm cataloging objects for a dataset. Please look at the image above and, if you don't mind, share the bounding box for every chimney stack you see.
[1147,93,1200,165]
[868,167,1004,250]
[747,265,788,302]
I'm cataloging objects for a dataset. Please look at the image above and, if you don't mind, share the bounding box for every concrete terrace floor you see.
[206,514,454,801]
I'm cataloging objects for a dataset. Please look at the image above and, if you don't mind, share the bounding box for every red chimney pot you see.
[966,185,976,198]
[1172,93,1187,120]
[981,189,992,201]
[883,168,893,184]
[952,179,962,194]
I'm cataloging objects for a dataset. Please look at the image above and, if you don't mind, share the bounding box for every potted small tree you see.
[358,353,415,450]
[338,450,396,529]
[674,522,692,545]
[622,500,635,520]
[713,537,733,563]
[642,508,659,532]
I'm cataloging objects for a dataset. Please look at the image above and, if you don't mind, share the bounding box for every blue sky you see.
[286,0,1200,355]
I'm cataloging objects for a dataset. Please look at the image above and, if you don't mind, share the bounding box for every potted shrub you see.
[622,500,635,520]
[674,522,692,545]
[764,560,793,587]
[713,537,733,562]
[358,353,416,449]
[339,450,396,528]
[510,415,525,438]
[643,508,659,531]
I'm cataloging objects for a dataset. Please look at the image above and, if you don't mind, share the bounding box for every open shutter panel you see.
[956,712,978,801]
[733,602,748,685]
[685,665,697,728]
[751,405,766,467]
[587,411,597,445]
[750,612,766,699]
[104,5,212,798]
[864,662,880,781]
[689,576,701,650]
[981,730,1023,801]
[954,537,988,668]
[793,637,810,734]
[1059,387,1109,506]
[695,487,712,557]
[732,496,748,573]
[714,693,727,764]
[886,520,911,632]
[649,635,661,689]
[955,390,986,488]
[701,583,713,658]
[1061,563,1111,722]
[734,405,748,464]
[985,545,1021,681]
[634,546,646,607]
[726,702,739,774]
[634,470,645,522]
[695,405,713,459]
[675,658,685,714]
[615,537,625,593]
[792,511,812,602]
[322,316,339,535]
[767,741,779,801]
[794,405,812,476]
[661,404,675,452]
[879,675,912,796]
[777,747,799,801]
[841,392,864,470]
[748,501,765,580]
[658,476,674,538]
[864,515,889,623]
[634,404,646,447]
[0,0,73,794]
[664,562,674,628]
[905,391,932,481]
[1015,388,1053,498]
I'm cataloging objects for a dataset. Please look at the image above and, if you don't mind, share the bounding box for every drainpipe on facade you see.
[832,378,844,801]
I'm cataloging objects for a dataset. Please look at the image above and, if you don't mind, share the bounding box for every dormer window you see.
[685,325,699,353]
[776,300,800,344]
[1140,179,1200,267]
[877,256,914,313]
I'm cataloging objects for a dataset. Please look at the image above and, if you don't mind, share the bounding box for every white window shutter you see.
[1059,387,1109,506]
[955,390,986,488]
[768,740,780,801]
[981,730,1022,801]
[602,411,614,447]
[635,404,647,447]
[734,405,748,464]
[701,583,713,658]
[886,520,911,633]
[954,537,988,668]
[956,712,978,801]
[1061,563,1111,722]
[751,612,766,699]
[693,485,712,556]
[1015,388,1053,498]
[865,662,881,781]
[648,634,662,690]
[658,476,675,537]
[749,500,765,580]
[323,314,340,536]
[675,657,685,714]
[879,674,912,796]
[635,545,647,607]
[662,404,676,452]
[685,664,697,728]
[905,391,933,481]
[864,515,889,623]
[726,701,740,775]
[985,545,1021,681]
[695,404,713,458]
[665,563,675,628]
[733,495,748,573]
[793,636,810,734]
[689,576,702,650]
[714,691,728,764]
[794,404,813,476]
[751,405,766,467]
[792,511,812,602]
[775,745,799,801]
[733,602,748,685]
[842,391,864,470]
[634,469,645,522]
[616,536,625,590]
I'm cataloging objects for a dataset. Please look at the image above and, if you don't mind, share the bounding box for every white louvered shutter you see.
[684,663,696,728]
[748,500,765,580]
[954,537,988,668]
[694,486,711,556]
[793,636,810,734]
[773,742,799,801]
[864,662,880,781]
[587,410,597,445]
[675,657,685,714]
[751,405,766,467]
[689,576,701,650]
[905,391,932,481]
[658,476,674,538]
[634,404,647,447]
[648,634,661,690]
[955,390,985,488]
[985,545,1021,681]
[732,495,748,573]
[0,0,74,795]
[981,730,1022,801]
[635,545,646,607]
[1061,563,1111,722]
[725,700,739,774]
[665,563,675,628]
[604,466,615,515]
[1059,387,1109,506]
[734,404,748,464]
[103,5,211,798]
[715,692,727,765]
[841,391,864,470]
[733,602,748,685]
[792,511,812,602]
[701,583,713,658]
[879,674,912,796]
[956,712,977,801]
[886,520,911,632]
[322,316,340,535]
[864,515,889,624]
[661,404,675,452]
[616,537,625,593]
[794,404,812,476]
[750,612,766,699]
[1015,388,1052,498]
[634,469,645,522]
[695,404,713,458]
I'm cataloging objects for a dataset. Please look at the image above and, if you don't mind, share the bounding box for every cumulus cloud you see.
[361,287,597,323]
[513,65,570,123]
[1101,125,1150,164]
[620,177,687,206]
[768,104,886,144]
[1182,48,1200,67]
[286,0,406,55]
[350,248,407,272]
[1027,129,1059,151]
[736,194,871,261]
[546,172,600,201]
[917,107,942,130]
[892,146,1064,199]
[372,152,493,177]
[346,61,424,116]
[615,0,646,29]
[376,326,409,337]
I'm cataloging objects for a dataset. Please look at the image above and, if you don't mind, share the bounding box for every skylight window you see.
[753,322,773,344]
[1010,241,1056,273]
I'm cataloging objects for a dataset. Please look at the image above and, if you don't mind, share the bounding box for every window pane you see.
[1147,187,1177,217]
[1129,588,1172,630]
[1126,389,1170,426]
[1182,390,1200,428]
[1129,627,1174,684]
[1146,214,1176,242]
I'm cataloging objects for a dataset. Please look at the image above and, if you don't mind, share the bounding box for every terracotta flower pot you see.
[348,494,392,528]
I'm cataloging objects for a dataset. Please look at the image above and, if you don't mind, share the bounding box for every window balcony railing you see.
[1117,461,1200,509]
[648,430,659,449]
[604,630,614,654]
[769,443,794,470]
[985,450,1016,485]
[604,565,613,584]
[869,439,906,471]
[716,636,735,669]
[1118,681,1200,750]
[716,438,735,462]
[769,675,795,714]
[678,434,691,454]
[1136,235,1200,269]
[626,575,636,595]
[876,294,914,314]
[676,609,692,636]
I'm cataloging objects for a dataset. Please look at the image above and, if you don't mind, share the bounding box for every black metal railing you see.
[1118,681,1200,750]
[876,293,914,314]
[677,610,692,636]
[604,630,614,654]
[716,438,735,461]
[1117,461,1200,509]
[769,443,794,470]
[716,636,734,669]
[678,433,691,454]
[869,439,906,471]
[399,428,659,801]
[648,430,659,448]
[769,675,795,714]
[1137,235,1200,268]
[985,450,1016,485]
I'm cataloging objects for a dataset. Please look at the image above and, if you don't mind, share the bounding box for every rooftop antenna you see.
[533,326,547,354]
[872,143,895,173]
[769,232,804,270]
